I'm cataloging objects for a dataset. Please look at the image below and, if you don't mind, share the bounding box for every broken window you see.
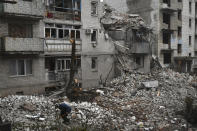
[91,2,98,15]
[163,53,171,64]
[177,44,182,54]
[9,24,33,38]
[91,30,97,42]
[10,59,33,76]
[91,57,97,69]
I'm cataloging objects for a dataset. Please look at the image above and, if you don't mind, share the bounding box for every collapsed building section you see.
[101,5,152,73]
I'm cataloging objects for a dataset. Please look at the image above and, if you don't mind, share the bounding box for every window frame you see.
[91,1,98,16]
[10,59,33,77]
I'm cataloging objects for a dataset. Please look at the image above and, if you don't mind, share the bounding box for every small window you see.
[135,56,144,67]
[178,0,182,2]
[91,57,97,70]
[177,44,182,54]
[178,10,182,20]
[189,36,192,45]
[91,2,98,15]
[189,2,192,13]
[178,26,182,37]
[163,53,171,64]
[91,30,97,42]
[189,19,192,28]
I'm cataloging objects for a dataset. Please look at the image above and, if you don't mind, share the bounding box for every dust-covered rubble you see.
[0,68,197,130]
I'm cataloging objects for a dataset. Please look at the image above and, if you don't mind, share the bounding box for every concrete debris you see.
[141,81,159,88]
[0,68,197,130]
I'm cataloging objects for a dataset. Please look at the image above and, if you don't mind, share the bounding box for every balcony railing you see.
[44,39,82,53]
[0,37,44,53]
[46,10,81,21]
[0,0,44,19]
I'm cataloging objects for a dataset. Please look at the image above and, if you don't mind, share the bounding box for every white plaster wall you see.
[81,0,115,89]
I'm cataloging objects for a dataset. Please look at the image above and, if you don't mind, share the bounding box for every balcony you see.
[130,42,150,54]
[161,23,169,30]
[160,3,177,13]
[0,0,44,19]
[160,43,171,51]
[0,37,44,53]
[46,10,81,22]
[44,39,82,53]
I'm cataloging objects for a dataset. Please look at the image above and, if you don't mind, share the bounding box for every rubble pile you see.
[0,68,197,130]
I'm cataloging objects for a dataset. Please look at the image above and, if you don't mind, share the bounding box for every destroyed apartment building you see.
[101,5,152,73]
[0,0,151,96]
[104,0,197,73]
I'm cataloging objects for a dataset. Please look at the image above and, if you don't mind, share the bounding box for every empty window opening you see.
[76,30,80,39]
[189,2,192,13]
[91,30,97,42]
[178,26,182,37]
[178,44,182,54]
[9,24,33,38]
[91,57,97,69]
[189,36,192,45]
[163,53,171,64]
[45,57,55,71]
[189,19,192,28]
[178,10,182,20]
[135,56,144,67]
[163,32,171,44]
[163,13,170,27]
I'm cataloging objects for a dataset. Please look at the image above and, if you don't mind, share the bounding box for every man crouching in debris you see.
[56,102,71,123]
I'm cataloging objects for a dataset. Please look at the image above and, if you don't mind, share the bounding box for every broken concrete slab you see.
[141,81,159,88]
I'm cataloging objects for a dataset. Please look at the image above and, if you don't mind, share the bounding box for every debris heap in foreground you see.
[0,68,197,130]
